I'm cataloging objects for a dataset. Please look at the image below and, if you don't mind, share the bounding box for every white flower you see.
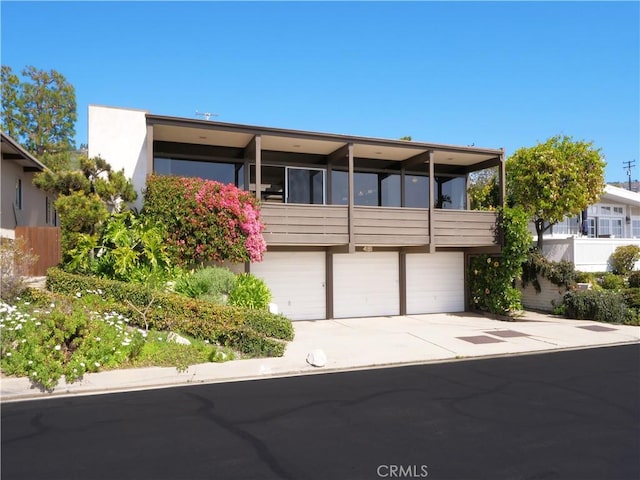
[35,321,41,326]
[50,303,55,308]
[80,362,85,367]
[28,360,33,365]
[54,345,61,351]
[96,337,101,342]
[94,362,101,367]
[75,292,82,298]
[6,352,11,357]
[31,371,37,377]
[14,324,22,331]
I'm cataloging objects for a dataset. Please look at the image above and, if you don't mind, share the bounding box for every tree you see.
[468,167,500,210]
[33,155,137,255]
[506,135,606,250]
[0,65,77,158]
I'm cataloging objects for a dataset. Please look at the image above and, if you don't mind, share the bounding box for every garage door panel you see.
[406,252,464,314]
[251,251,325,320]
[333,252,399,318]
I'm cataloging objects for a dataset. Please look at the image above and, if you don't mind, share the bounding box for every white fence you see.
[542,237,640,272]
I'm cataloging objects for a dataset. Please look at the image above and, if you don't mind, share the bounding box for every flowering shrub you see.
[143,175,266,265]
[0,296,145,390]
[468,206,531,316]
[0,290,236,390]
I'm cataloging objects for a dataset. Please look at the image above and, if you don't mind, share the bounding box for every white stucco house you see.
[540,185,640,272]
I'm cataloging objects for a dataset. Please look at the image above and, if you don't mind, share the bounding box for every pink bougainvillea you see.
[143,175,266,265]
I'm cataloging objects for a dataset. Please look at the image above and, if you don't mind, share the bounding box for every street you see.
[2,345,639,480]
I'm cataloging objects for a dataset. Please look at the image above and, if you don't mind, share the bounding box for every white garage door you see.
[251,251,326,320]
[333,252,399,318]
[406,252,464,314]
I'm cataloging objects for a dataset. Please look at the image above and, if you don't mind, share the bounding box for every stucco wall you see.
[1,159,51,234]
[520,277,567,312]
[88,105,149,209]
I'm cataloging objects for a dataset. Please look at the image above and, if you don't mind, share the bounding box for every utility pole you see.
[623,160,636,191]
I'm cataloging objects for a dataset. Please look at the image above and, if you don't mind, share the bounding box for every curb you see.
[2,340,638,404]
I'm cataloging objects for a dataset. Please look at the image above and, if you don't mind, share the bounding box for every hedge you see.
[563,290,633,324]
[45,268,293,357]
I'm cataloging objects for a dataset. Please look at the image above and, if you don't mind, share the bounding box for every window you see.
[600,206,611,215]
[287,167,325,204]
[249,165,326,204]
[380,174,401,207]
[404,175,429,208]
[598,218,624,237]
[46,197,55,225]
[586,218,596,238]
[154,157,237,185]
[554,215,580,235]
[632,220,640,238]
[15,179,22,210]
[435,176,466,209]
[613,206,624,215]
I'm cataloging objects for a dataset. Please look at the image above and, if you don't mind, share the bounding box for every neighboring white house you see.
[539,185,640,272]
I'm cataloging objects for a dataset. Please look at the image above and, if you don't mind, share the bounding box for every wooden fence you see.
[15,226,61,276]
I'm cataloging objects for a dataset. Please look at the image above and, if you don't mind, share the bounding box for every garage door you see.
[333,252,399,318]
[251,251,326,320]
[406,252,464,314]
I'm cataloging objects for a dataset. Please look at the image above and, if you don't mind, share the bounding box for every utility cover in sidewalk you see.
[577,325,617,332]
[485,330,530,338]
[457,335,505,344]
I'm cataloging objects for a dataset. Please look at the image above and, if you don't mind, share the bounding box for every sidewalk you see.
[1,311,638,402]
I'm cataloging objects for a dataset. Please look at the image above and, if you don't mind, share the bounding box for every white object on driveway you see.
[306,349,327,367]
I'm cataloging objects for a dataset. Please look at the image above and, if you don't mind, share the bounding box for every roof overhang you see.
[147,114,503,168]
[1,132,47,171]
[601,184,640,207]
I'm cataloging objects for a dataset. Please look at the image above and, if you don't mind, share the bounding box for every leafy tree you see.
[468,167,499,210]
[0,65,77,158]
[506,135,606,250]
[33,156,137,255]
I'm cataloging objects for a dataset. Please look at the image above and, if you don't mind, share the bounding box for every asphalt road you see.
[2,345,639,480]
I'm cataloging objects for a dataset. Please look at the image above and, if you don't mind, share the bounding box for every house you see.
[540,185,640,272]
[88,105,506,320]
[1,132,60,275]
[1,132,57,238]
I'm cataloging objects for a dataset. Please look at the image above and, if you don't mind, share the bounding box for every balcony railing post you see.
[428,150,435,253]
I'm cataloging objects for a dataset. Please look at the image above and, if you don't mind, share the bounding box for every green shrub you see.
[609,244,640,275]
[229,273,272,310]
[621,288,640,309]
[600,272,625,290]
[46,268,292,357]
[174,266,236,303]
[563,290,633,323]
[574,271,596,284]
[628,271,640,288]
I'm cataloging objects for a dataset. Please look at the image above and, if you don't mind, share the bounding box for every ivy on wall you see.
[468,206,531,316]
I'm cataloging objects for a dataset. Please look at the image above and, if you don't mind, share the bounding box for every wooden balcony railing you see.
[261,203,498,248]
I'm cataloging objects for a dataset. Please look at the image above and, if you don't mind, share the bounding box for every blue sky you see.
[1,1,638,182]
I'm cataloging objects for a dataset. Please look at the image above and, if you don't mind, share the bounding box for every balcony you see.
[261,203,498,248]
